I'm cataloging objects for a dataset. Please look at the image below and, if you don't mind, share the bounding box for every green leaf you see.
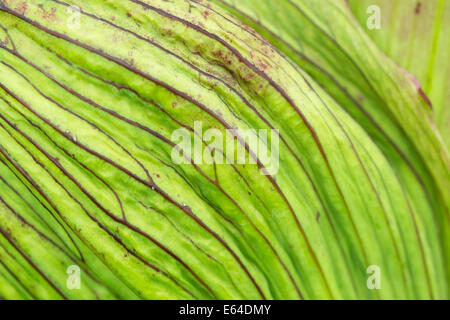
[348,0,450,149]
[0,0,448,299]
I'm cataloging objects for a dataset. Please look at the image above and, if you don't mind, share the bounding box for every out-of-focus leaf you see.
[349,0,450,149]
[210,0,450,293]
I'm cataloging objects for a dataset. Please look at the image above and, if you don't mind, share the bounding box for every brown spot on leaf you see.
[15,1,27,14]
[39,6,57,22]
[212,50,223,58]
[242,71,255,82]
[202,10,210,19]
[404,69,433,109]
[0,37,9,47]
[258,60,268,70]
[415,2,421,14]
[418,88,432,109]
